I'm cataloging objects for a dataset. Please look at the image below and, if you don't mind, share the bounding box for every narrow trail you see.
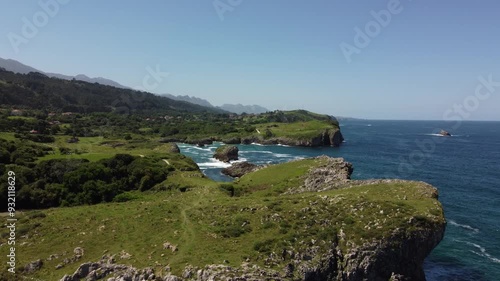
[178,187,209,255]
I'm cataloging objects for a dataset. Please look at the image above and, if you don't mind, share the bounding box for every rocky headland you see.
[29,157,446,281]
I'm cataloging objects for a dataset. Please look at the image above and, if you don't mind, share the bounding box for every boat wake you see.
[425,133,450,137]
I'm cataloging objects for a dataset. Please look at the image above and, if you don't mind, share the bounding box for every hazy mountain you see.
[0,68,223,114]
[161,94,214,108]
[218,104,269,114]
[0,57,129,89]
[48,73,130,89]
[0,57,40,74]
[161,94,270,114]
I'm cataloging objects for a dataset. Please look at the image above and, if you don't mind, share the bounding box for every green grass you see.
[36,136,176,163]
[235,158,324,195]
[0,132,16,141]
[0,158,444,280]
[7,116,37,121]
[255,120,333,140]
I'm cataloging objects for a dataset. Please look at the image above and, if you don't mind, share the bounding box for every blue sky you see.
[1,0,499,120]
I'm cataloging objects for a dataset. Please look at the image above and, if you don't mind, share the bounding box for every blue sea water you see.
[178,120,500,280]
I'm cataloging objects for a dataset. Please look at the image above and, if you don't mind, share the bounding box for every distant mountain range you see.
[160,94,269,114]
[0,57,129,89]
[0,57,270,114]
[218,103,269,114]
[0,67,224,115]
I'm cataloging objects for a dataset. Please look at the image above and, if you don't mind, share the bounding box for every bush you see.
[16,133,55,143]
[253,239,276,254]
[215,216,252,238]
[59,147,71,155]
[113,192,139,202]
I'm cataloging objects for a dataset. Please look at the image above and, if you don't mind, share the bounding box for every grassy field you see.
[34,135,178,163]
[0,157,444,280]
[0,132,16,141]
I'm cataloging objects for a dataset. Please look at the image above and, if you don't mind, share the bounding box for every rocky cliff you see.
[239,128,344,147]
[159,127,344,148]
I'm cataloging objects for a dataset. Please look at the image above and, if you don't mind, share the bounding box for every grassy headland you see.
[0,156,445,280]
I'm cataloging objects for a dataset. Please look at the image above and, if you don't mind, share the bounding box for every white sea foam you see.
[231,158,248,163]
[190,146,213,152]
[240,150,274,154]
[276,143,291,147]
[197,159,231,169]
[449,220,480,233]
[465,242,500,264]
[251,142,265,146]
[274,153,293,158]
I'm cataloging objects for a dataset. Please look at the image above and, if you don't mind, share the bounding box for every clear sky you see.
[1,0,499,120]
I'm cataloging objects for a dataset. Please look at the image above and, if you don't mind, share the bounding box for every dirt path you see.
[178,188,208,254]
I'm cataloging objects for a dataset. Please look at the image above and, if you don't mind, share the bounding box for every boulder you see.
[213,145,239,163]
[221,162,260,177]
[24,259,43,273]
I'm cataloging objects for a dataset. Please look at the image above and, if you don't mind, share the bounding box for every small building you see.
[30,130,39,134]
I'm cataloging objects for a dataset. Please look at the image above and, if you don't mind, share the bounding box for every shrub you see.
[113,192,139,202]
[219,183,235,196]
[253,239,276,254]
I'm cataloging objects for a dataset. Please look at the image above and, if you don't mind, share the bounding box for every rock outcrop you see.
[221,161,260,177]
[221,137,241,144]
[285,156,353,194]
[213,145,239,162]
[23,259,43,273]
[154,143,181,153]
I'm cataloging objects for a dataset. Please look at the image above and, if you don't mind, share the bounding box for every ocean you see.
[178,120,500,281]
